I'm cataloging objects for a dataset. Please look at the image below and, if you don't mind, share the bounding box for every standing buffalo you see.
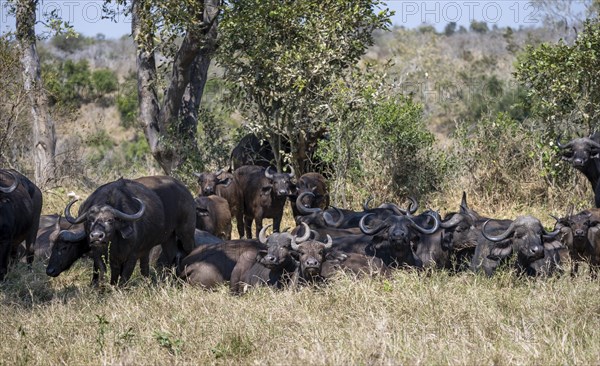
[557,134,600,207]
[0,169,42,281]
[556,208,600,277]
[194,195,232,240]
[63,176,196,285]
[238,165,295,238]
[194,169,231,196]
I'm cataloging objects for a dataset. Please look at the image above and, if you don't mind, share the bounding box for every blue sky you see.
[0,1,588,39]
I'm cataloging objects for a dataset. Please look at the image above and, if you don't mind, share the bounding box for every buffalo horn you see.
[259,224,272,244]
[58,229,86,242]
[555,134,573,150]
[377,203,404,216]
[112,197,145,221]
[0,170,18,194]
[482,219,516,242]
[296,192,321,214]
[65,199,88,224]
[363,196,374,210]
[408,212,440,235]
[193,172,202,178]
[286,164,295,178]
[323,235,333,249]
[542,228,561,240]
[439,212,466,229]
[323,206,344,227]
[291,222,311,250]
[265,166,275,179]
[359,214,385,235]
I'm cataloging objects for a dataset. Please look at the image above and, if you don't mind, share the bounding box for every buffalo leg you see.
[0,243,10,281]
[254,217,264,240]
[244,215,254,239]
[91,254,107,286]
[235,209,245,238]
[272,214,282,233]
[117,257,138,285]
[139,252,150,277]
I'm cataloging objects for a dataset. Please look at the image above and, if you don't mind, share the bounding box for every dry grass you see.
[2,259,600,365]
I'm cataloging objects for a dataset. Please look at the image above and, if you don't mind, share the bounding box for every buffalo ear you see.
[488,242,513,260]
[325,250,347,262]
[119,224,135,239]
[255,250,267,261]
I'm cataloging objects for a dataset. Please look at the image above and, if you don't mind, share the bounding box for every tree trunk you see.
[16,0,57,187]
[132,0,220,175]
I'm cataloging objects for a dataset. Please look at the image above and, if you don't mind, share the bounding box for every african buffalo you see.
[0,169,43,281]
[230,133,277,169]
[229,225,298,294]
[177,239,263,288]
[238,165,295,238]
[321,251,389,278]
[471,215,561,276]
[195,195,232,240]
[557,134,600,207]
[556,208,600,277]
[290,172,329,217]
[358,211,439,268]
[289,225,333,284]
[63,176,196,285]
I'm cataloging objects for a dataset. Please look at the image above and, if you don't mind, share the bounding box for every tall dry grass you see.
[2,258,600,365]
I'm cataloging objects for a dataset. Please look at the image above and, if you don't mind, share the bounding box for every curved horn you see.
[482,219,516,242]
[193,172,202,178]
[323,206,344,227]
[296,192,321,214]
[64,199,87,224]
[265,166,275,180]
[58,229,86,242]
[363,196,374,211]
[440,212,466,229]
[0,170,18,193]
[407,197,419,214]
[259,224,272,244]
[377,202,405,216]
[359,214,385,235]
[584,137,600,150]
[291,222,311,250]
[112,197,145,221]
[214,169,224,176]
[323,234,333,249]
[543,227,561,240]
[286,164,295,178]
[555,134,573,150]
[408,212,440,235]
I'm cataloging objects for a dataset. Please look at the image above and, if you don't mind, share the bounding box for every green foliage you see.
[444,22,457,36]
[217,0,392,172]
[197,108,231,170]
[91,69,118,95]
[116,73,139,128]
[43,59,92,108]
[317,65,453,204]
[154,330,183,356]
[515,19,600,135]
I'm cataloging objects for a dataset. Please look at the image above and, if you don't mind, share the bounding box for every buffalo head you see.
[256,224,297,270]
[359,212,439,249]
[557,135,600,168]
[194,169,232,196]
[482,215,560,261]
[46,223,87,277]
[291,223,332,279]
[65,197,145,247]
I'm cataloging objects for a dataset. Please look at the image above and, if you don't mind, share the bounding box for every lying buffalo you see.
[0,169,43,280]
[195,195,232,240]
[471,215,561,276]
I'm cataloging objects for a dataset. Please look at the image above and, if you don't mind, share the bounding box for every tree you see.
[15,0,57,186]
[106,0,220,175]
[515,19,600,135]
[217,0,391,174]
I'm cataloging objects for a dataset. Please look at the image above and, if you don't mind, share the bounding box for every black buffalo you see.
[63,176,196,285]
[238,165,295,238]
[290,172,329,218]
[557,134,600,207]
[0,169,43,280]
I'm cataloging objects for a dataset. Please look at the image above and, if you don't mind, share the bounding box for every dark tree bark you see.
[15,0,57,186]
[131,0,220,175]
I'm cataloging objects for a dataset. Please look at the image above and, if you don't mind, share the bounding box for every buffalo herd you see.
[1,133,600,292]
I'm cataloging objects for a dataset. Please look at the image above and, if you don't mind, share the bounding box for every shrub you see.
[116,73,139,128]
[91,69,118,96]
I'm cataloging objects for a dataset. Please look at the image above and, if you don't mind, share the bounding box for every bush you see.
[91,69,118,96]
[43,59,92,108]
[116,73,139,128]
